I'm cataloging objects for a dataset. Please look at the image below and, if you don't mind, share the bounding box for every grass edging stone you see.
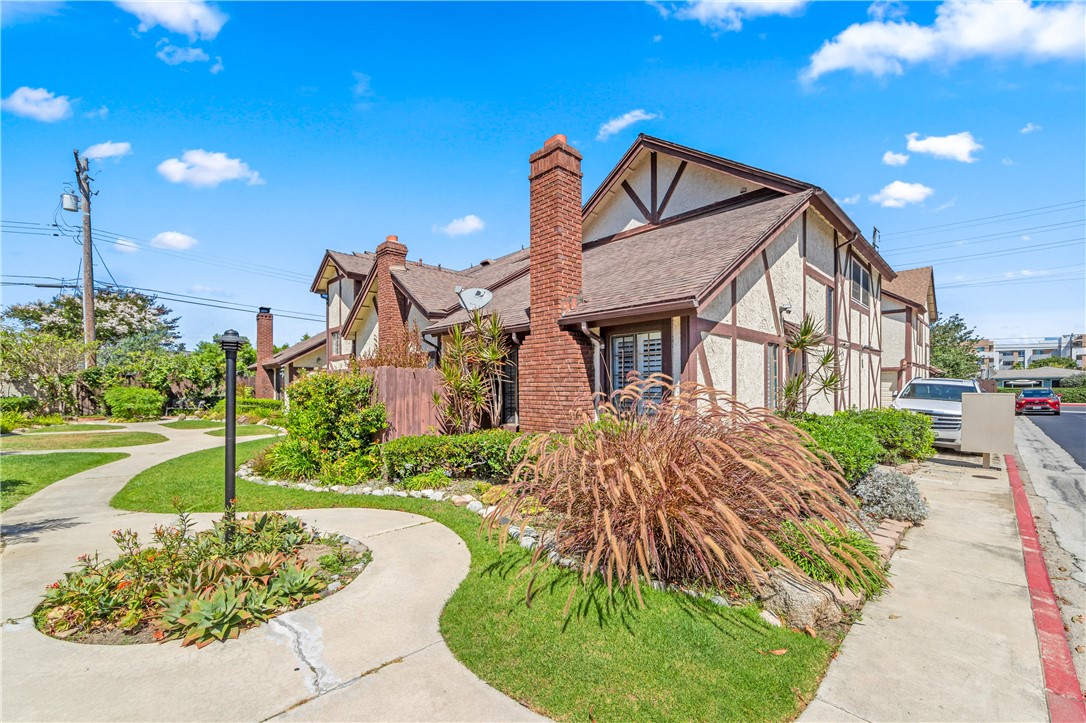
[112,439,834,722]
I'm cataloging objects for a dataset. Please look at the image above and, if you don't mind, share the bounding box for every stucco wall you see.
[327,278,356,329]
[883,311,906,367]
[355,303,379,356]
[806,211,836,278]
[735,339,765,408]
[699,333,733,395]
[662,162,761,220]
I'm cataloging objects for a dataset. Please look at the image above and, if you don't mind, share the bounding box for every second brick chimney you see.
[375,235,408,351]
[517,134,594,433]
[255,307,275,399]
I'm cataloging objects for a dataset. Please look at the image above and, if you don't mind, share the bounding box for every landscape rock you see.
[450,494,474,507]
[519,537,537,550]
[466,500,484,513]
[382,486,394,495]
[759,609,784,627]
[393,490,408,497]
[759,568,842,629]
[430,491,447,501]
[709,595,730,607]
[508,526,521,539]
[370,490,386,497]
[522,526,537,539]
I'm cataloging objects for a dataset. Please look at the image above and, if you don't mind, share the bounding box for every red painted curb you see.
[1005,453,1086,722]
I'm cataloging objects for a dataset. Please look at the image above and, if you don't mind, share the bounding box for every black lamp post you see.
[219,329,242,515]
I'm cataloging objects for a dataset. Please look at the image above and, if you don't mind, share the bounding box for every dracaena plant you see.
[433,311,510,433]
[780,313,842,415]
[488,374,883,611]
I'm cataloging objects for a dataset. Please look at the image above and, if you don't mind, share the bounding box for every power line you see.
[915,237,1084,266]
[879,199,1085,239]
[880,219,1084,258]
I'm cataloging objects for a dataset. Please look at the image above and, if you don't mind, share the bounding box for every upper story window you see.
[849,256,871,307]
[825,285,834,336]
[331,331,341,356]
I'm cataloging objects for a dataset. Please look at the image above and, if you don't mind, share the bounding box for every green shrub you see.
[27,414,64,427]
[793,414,885,483]
[103,387,165,421]
[0,396,39,414]
[379,429,530,482]
[284,371,386,457]
[1,411,22,434]
[775,521,887,597]
[1059,373,1086,388]
[402,469,452,491]
[209,397,284,422]
[841,408,935,464]
[1056,387,1086,403]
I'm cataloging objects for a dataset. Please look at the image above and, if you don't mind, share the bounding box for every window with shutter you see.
[610,330,665,405]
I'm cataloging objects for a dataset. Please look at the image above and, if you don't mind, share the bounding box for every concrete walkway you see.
[801,454,1049,722]
[1,423,542,722]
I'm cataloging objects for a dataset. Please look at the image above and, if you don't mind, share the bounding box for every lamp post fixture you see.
[218,329,242,518]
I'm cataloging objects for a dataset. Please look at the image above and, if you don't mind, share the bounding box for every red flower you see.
[116,580,131,590]
[153,630,165,641]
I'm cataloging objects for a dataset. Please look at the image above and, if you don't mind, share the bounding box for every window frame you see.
[766,342,781,410]
[849,255,871,307]
[603,321,672,394]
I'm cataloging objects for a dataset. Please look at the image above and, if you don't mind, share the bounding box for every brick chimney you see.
[255,307,275,399]
[517,134,594,433]
[375,235,408,351]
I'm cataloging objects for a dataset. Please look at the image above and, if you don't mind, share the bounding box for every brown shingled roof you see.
[431,192,811,332]
[392,262,473,316]
[262,330,326,368]
[883,266,935,314]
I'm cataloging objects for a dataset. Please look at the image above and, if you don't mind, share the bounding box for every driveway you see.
[0,423,541,722]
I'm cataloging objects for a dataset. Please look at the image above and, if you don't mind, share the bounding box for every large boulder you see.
[759,568,843,629]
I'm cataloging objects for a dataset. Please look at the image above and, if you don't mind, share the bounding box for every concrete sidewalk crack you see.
[262,639,443,721]
[362,519,434,539]
[269,617,336,696]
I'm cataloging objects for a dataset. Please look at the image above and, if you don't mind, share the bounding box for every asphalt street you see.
[1027,408,1086,469]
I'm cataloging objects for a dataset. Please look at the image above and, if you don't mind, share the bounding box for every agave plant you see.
[226,551,290,585]
[157,582,254,648]
[489,374,884,610]
[270,563,322,603]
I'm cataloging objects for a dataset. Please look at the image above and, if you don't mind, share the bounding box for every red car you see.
[1015,388,1062,416]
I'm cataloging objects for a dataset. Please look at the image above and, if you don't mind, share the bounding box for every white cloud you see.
[1020,122,1041,134]
[84,141,132,160]
[597,109,659,141]
[803,0,1086,82]
[1002,157,1016,166]
[157,149,264,187]
[839,194,861,205]
[934,198,957,212]
[653,34,663,42]
[882,150,909,166]
[668,0,808,32]
[112,238,139,254]
[115,0,227,41]
[867,0,908,22]
[150,231,198,250]
[1,86,71,122]
[906,131,982,162]
[156,43,210,65]
[210,56,224,74]
[352,71,372,98]
[869,181,934,208]
[434,214,486,236]
[84,105,109,119]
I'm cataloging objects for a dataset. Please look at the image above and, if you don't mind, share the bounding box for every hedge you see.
[793,414,886,483]
[996,387,1086,403]
[840,408,935,465]
[379,429,531,482]
[103,387,165,421]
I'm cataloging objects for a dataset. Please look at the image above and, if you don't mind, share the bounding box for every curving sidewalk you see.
[1,423,543,722]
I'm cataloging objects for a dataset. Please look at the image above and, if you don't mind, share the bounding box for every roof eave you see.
[558,297,698,327]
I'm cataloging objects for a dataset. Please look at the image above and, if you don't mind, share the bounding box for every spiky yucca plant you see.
[489,375,883,608]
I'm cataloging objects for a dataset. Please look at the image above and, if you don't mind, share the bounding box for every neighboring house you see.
[879,266,937,404]
[256,133,900,432]
[991,367,1082,389]
[975,336,1082,376]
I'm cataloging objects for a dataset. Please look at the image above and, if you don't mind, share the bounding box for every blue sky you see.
[2,0,1083,349]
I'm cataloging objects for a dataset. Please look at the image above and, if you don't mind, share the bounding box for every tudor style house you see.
[258,133,909,432]
[879,266,937,404]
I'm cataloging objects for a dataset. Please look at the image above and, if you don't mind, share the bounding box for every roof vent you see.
[479,259,493,266]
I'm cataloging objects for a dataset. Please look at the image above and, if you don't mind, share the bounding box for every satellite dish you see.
[455,285,493,311]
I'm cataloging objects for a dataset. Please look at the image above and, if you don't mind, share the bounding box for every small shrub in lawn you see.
[774,521,887,597]
[0,396,40,414]
[0,411,21,434]
[103,387,165,421]
[35,510,366,647]
[841,408,935,464]
[210,397,285,423]
[852,467,929,523]
[491,375,880,605]
[402,469,452,491]
[27,413,64,427]
[380,429,531,481]
[793,413,886,483]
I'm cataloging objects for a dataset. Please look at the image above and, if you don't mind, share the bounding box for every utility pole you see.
[74,149,96,367]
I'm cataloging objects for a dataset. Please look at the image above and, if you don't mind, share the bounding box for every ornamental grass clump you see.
[490,375,884,608]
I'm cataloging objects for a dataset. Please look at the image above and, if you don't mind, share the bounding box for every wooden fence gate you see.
[368,366,441,440]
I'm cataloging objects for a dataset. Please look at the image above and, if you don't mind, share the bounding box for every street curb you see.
[1006,453,1086,722]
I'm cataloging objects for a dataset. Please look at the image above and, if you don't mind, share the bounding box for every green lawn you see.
[20,423,124,434]
[1,452,128,511]
[0,431,167,451]
[204,424,280,437]
[160,419,223,430]
[112,439,832,721]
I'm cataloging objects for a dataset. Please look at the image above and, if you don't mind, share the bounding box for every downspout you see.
[580,322,604,414]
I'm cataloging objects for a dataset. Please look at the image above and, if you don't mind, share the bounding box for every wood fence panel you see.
[369,366,441,440]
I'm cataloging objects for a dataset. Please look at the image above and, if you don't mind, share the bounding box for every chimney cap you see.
[545,133,567,146]
[386,235,398,242]
[258,307,271,314]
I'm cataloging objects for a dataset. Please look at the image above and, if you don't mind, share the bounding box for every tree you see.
[930,313,980,379]
[1030,356,1078,369]
[3,289,179,347]
[779,313,841,414]
[0,327,96,413]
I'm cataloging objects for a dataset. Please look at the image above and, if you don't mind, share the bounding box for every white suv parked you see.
[890,377,983,450]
